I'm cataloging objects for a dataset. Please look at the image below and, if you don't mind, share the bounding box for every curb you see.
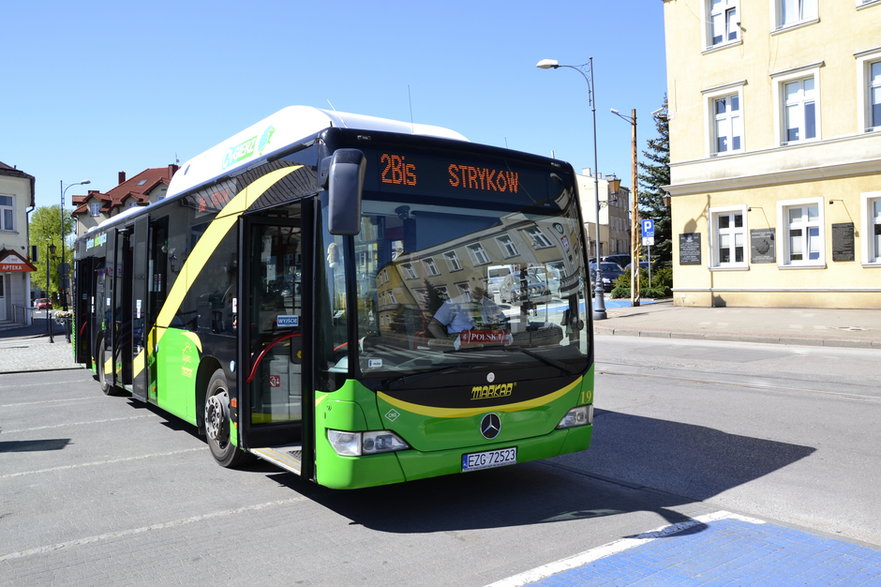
[594,326,881,350]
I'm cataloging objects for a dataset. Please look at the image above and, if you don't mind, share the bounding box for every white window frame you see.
[856,48,881,132]
[495,235,518,258]
[772,65,822,146]
[702,82,746,156]
[523,226,554,249]
[0,194,14,231]
[89,202,101,217]
[777,197,825,267]
[401,263,418,280]
[466,243,490,266]
[443,250,462,272]
[773,0,818,31]
[706,0,740,49]
[857,0,881,8]
[709,205,749,269]
[422,257,440,277]
[861,191,881,265]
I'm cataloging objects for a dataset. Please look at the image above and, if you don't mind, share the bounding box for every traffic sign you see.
[641,219,655,238]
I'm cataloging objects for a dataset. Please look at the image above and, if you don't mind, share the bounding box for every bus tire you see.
[97,344,123,396]
[205,369,250,468]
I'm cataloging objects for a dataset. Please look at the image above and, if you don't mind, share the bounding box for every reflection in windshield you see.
[353,192,590,383]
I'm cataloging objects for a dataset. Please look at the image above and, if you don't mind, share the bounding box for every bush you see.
[610,266,673,299]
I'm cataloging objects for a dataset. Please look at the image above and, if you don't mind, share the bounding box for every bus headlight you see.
[327,429,410,456]
[556,405,593,429]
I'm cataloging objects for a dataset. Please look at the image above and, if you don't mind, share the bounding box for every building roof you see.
[72,166,177,217]
[0,161,36,207]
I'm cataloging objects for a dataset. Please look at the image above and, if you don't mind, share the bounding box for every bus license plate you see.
[462,447,517,472]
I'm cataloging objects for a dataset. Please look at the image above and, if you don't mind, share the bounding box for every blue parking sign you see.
[641,219,655,238]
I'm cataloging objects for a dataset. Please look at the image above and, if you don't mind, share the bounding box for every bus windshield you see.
[352,187,590,387]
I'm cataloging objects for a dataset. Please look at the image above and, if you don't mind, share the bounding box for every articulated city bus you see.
[73,106,594,489]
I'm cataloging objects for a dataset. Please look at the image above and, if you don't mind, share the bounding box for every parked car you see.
[589,262,625,292]
[602,254,631,270]
[35,298,52,310]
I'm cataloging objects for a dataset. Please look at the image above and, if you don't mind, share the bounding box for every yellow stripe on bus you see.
[376,376,583,419]
[132,165,303,379]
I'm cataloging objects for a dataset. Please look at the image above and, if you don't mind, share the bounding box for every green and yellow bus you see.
[73,106,594,489]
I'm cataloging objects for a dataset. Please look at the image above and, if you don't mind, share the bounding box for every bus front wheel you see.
[204,369,250,467]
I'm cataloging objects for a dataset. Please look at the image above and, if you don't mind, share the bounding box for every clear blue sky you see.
[4,1,667,210]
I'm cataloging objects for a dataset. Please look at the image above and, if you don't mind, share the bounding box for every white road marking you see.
[486,511,764,587]
[0,497,308,562]
[1,414,152,433]
[0,447,205,479]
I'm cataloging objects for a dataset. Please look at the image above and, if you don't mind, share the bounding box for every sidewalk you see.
[597,300,881,349]
[0,318,80,374]
[1,302,879,375]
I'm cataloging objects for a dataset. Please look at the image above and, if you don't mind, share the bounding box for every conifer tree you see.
[638,97,671,265]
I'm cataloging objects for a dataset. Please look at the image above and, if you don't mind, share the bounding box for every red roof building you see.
[73,165,179,236]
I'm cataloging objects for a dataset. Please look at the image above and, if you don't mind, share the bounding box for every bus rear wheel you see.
[205,369,250,467]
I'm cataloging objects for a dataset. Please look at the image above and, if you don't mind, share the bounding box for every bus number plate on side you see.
[461,447,517,472]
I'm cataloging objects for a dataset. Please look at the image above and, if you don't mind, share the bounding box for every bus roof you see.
[166,106,469,199]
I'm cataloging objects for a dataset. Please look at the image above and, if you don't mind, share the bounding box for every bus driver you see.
[428,278,506,338]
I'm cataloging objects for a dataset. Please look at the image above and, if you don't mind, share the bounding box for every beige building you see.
[576,170,631,261]
[663,0,881,308]
[0,162,37,324]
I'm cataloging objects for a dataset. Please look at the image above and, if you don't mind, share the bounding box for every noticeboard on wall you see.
[832,223,855,262]
[679,233,701,265]
[750,228,776,263]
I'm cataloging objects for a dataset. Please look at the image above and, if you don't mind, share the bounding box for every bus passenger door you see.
[241,211,306,450]
[131,216,149,401]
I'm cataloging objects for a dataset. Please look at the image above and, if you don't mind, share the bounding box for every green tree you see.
[638,96,671,266]
[29,205,75,303]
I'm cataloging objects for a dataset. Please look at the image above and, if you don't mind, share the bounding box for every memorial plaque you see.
[750,228,776,263]
[679,233,701,265]
[832,222,855,262]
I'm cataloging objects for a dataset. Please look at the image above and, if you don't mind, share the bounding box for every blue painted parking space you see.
[530,515,881,586]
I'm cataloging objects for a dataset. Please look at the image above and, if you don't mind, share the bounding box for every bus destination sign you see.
[379,153,520,195]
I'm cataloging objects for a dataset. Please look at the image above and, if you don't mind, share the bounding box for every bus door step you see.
[249,445,303,475]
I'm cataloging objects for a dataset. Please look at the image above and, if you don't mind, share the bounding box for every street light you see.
[536,57,607,320]
[610,108,640,307]
[61,179,90,312]
[47,242,56,343]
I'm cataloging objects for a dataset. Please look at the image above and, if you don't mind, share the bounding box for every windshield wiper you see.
[451,345,577,376]
[379,363,480,388]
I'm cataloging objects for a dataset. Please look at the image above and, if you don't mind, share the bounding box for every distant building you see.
[72,166,178,236]
[575,170,630,260]
[0,161,37,324]
[663,0,881,308]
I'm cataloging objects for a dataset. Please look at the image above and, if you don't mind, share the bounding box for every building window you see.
[467,243,490,265]
[862,192,881,264]
[707,0,739,47]
[443,250,462,272]
[710,207,747,267]
[401,263,418,280]
[523,226,554,249]
[857,53,881,132]
[89,202,101,217]
[778,199,824,266]
[713,94,743,154]
[0,195,13,231]
[496,235,518,258]
[783,77,817,143]
[776,0,817,30]
[423,257,440,277]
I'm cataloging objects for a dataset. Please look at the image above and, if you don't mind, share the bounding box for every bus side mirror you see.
[327,149,365,236]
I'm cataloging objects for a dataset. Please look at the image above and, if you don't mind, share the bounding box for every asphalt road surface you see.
[1,336,879,585]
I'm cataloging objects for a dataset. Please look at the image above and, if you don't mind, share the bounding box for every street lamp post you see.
[61,179,90,312]
[47,242,56,343]
[536,57,607,320]
[610,108,640,307]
